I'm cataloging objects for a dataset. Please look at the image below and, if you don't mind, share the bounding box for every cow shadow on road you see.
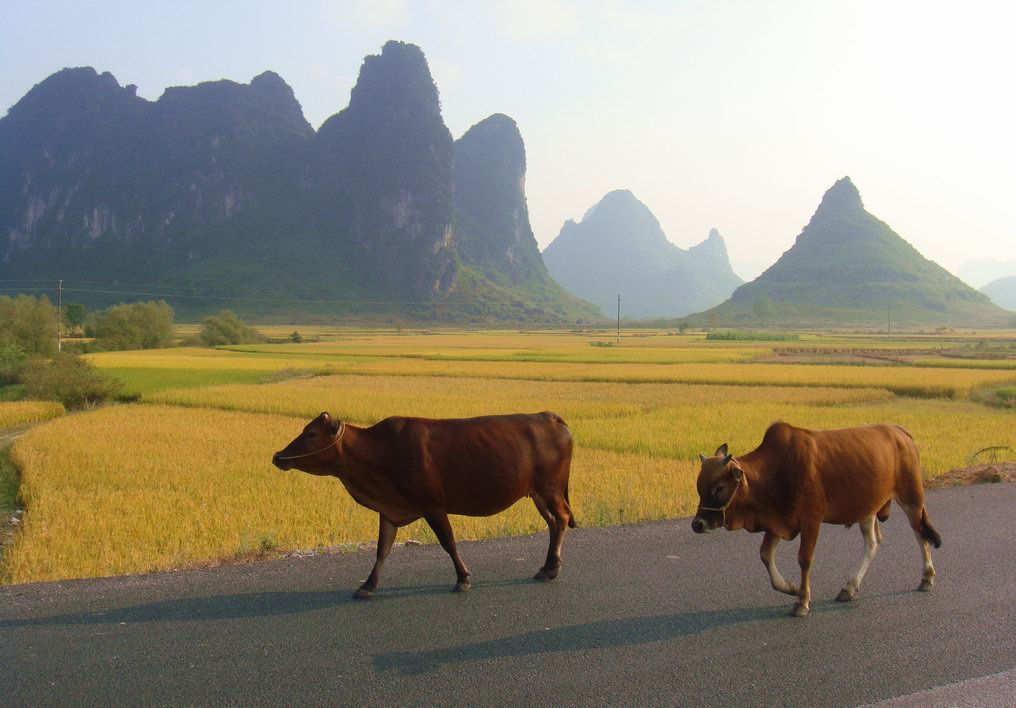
[0,590,356,628]
[372,603,818,675]
[0,578,539,629]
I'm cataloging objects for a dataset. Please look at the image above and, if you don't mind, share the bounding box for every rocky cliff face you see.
[0,67,312,275]
[542,190,742,318]
[0,42,598,322]
[311,41,456,297]
[453,113,547,285]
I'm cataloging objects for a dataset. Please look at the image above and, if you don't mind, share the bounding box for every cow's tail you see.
[919,508,942,548]
[565,481,577,528]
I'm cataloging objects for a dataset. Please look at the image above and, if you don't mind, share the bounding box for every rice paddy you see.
[4,328,1015,584]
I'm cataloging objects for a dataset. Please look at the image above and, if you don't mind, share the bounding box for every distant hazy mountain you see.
[541,190,743,318]
[981,276,1016,311]
[957,257,1016,289]
[695,177,1009,327]
[0,42,597,323]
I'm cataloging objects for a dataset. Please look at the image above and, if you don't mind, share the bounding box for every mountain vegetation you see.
[692,177,1009,327]
[980,276,1016,312]
[0,42,597,323]
[542,190,743,318]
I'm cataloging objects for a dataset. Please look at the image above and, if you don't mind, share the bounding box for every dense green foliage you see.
[91,301,175,350]
[199,310,266,346]
[0,295,57,357]
[20,353,124,408]
[543,191,742,318]
[705,331,800,341]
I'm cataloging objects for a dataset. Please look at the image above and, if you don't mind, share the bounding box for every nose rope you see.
[696,474,742,528]
[274,422,345,461]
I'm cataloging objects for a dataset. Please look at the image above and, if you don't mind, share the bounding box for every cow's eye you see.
[307,431,317,439]
[713,485,724,498]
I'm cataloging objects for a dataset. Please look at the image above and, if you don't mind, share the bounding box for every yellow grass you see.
[91,346,1016,399]
[0,401,65,429]
[9,329,1015,584]
[3,406,697,584]
[146,374,891,421]
[146,373,1013,475]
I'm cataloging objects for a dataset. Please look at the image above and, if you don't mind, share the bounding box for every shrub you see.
[199,310,266,347]
[0,341,26,385]
[21,353,124,408]
[0,295,58,356]
[93,301,176,351]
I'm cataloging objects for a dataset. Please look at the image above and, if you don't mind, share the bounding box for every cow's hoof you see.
[353,586,375,600]
[792,602,810,617]
[836,588,856,603]
[452,581,471,593]
[918,579,934,592]
[533,567,559,581]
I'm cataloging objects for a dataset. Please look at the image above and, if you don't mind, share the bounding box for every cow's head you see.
[272,412,343,475]
[691,443,744,533]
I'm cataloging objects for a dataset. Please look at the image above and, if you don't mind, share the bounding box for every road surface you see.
[2,483,1015,706]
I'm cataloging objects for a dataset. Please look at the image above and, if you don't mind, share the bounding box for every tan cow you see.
[691,421,941,617]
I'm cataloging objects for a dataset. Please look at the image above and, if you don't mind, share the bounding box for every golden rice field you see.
[4,328,1015,584]
[0,401,65,429]
[2,406,696,584]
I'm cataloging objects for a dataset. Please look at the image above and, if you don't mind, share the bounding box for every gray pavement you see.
[2,483,1015,706]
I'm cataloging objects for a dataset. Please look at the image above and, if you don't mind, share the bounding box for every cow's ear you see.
[320,411,331,422]
[721,453,733,466]
[731,465,743,481]
[698,453,707,464]
[330,419,341,435]
[715,443,728,457]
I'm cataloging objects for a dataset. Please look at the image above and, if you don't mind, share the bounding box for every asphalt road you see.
[2,483,1015,706]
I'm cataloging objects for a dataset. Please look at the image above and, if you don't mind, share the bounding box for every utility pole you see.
[57,279,63,352]
[616,294,621,345]
[887,303,891,341]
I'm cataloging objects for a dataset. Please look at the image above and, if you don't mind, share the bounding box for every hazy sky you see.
[3,0,1014,280]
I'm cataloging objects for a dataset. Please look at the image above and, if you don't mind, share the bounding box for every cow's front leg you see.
[793,523,820,617]
[837,515,879,602]
[760,530,798,596]
[425,513,472,592]
[354,515,398,599]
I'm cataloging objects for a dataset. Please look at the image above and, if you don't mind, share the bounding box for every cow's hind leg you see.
[901,502,939,591]
[760,531,797,595]
[425,513,472,593]
[533,493,569,581]
[837,515,879,602]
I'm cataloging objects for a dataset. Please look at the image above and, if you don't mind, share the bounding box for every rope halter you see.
[696,473,742,528]
[274,421,345,461]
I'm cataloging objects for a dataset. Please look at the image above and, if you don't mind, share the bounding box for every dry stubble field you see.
[3,329,1015,584]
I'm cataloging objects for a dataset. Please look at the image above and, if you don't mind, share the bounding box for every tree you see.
[64,303,88,333]
[93,301,175,350]
[289,331,303,343]
[199,310,265,347]
[0,295,58,356]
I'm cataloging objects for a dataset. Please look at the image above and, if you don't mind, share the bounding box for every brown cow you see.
[691,421,941,617]
[272,411,575,598]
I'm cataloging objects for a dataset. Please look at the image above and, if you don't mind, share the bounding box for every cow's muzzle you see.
[272,452,292,471]
[691,517,707,534]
